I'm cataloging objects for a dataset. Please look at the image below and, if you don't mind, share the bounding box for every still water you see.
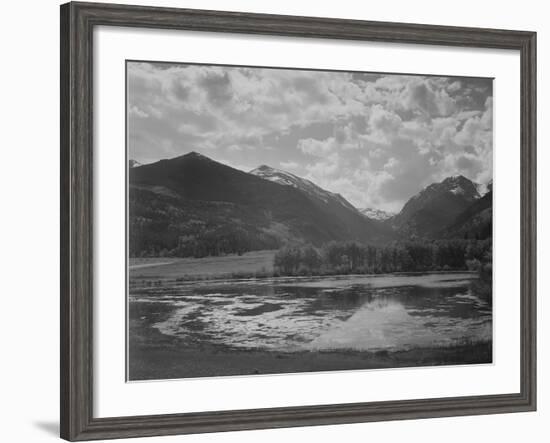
[129,272,491,353]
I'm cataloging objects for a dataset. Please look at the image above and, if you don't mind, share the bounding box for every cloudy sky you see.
[128,61,492,212]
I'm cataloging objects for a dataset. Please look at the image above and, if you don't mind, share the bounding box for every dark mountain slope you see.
[391,175,481,238]
[443,191,493,240]
[129,152,393,257]
[249,164,395,243]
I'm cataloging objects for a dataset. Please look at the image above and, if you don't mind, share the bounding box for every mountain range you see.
[129,152,492,257]
[129,152,393,257]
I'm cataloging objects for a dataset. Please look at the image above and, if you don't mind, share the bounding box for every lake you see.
[129,272,492,379]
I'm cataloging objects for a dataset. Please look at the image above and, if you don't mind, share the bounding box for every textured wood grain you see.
[60,2,537,441]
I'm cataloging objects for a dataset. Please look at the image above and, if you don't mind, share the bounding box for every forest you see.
[273,239,492,276]
[128,187,280,258]
[273,238,493,302]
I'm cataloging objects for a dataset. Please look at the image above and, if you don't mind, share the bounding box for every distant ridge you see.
[360,207,395,221]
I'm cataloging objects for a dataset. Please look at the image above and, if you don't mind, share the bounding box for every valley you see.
[129,152,493,260]
[127,151,493,380]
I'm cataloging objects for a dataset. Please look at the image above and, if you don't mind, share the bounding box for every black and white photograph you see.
[127,61,494,381]
[1,0,544,441]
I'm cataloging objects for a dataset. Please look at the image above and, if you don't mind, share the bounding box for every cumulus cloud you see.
[298,138,335,156]
[128,61,492,211]
[401,78,457,116]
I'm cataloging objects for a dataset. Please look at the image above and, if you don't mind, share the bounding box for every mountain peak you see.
[182,151,209,159]
[392,174,484,237]
[426,175,480,199]
[442,175,474,186]
[162,151,216,165]
[129,153,393,251]
[444,174,467,182]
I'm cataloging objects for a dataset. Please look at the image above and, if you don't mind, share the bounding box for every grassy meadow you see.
[129,249,276,281]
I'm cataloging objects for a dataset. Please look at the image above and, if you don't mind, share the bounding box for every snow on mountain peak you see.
[431,175,481,200]
[360,207,395,221]
[450,186,466,196]
[250,165,358,211]
[250,165,300,188]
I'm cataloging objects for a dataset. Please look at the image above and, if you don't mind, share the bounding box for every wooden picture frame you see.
[60,1,536,440]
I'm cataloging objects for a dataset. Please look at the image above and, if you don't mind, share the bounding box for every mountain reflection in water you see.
[129,273,491,353]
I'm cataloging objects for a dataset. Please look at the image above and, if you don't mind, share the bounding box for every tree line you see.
[273,239,492,276]
[130,224,279,258]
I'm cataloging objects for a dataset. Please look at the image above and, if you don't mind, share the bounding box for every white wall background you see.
[0,0,547,441]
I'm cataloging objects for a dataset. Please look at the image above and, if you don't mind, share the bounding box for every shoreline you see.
[129,250,480,284]
[130,268,478,285]
[128,340,492,381]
